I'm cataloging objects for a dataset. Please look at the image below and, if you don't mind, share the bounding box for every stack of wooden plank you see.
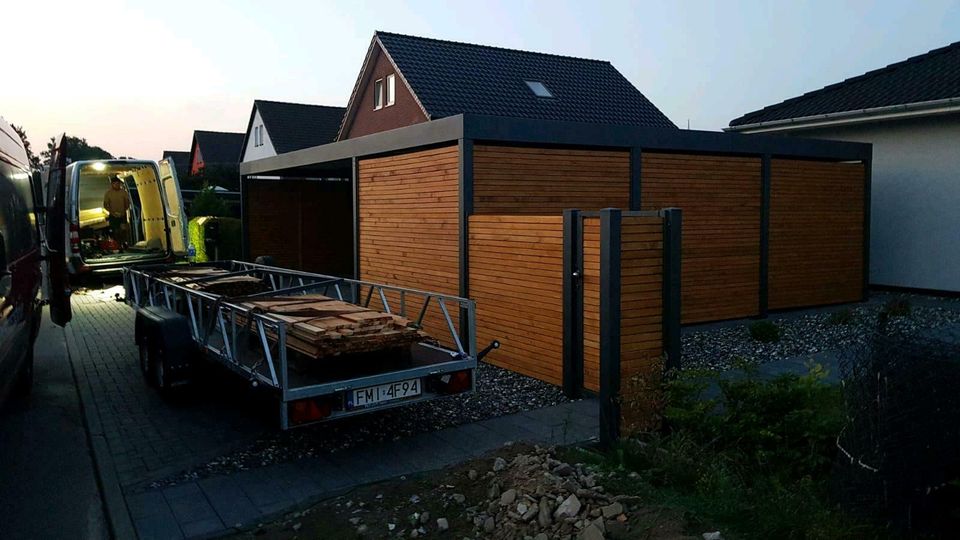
[237,295,433,359]
[160,267,270,297]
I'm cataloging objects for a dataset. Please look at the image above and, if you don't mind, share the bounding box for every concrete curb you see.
[66,325,138,540]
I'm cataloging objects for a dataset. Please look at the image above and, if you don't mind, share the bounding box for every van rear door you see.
[44,134,72,326]
[158,158,187,256]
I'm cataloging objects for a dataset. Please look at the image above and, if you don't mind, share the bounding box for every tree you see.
[189,184,230,217]
[40,135,114,163]
[9,124,42,170]
[183,163,240,192]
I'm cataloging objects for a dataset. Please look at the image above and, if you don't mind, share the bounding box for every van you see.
[0,117,45,405]
[58,158,188,274]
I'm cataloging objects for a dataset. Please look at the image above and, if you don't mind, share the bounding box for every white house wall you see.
[242,109,277,162]
[789,114,960,292]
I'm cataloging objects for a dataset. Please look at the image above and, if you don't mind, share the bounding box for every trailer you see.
[123,260,493,429]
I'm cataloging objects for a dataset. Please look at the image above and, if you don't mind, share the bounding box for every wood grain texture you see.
[473,145,630,214]
[469,215,565,384]
[358,145,460,344]
[640,153,761,323]
[769,159,865,310]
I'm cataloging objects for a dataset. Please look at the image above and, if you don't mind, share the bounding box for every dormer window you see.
[374,79,384,109]
[386,74,396,106]
[525,80,554,98]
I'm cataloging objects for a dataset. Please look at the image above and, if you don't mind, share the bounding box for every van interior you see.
[77,162,169,265]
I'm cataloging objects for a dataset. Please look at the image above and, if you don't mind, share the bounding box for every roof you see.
[339,31,675,137]
[192,131,244,165]
[729,41,960,129]
[253,100,345,153]
[161,150,191,177]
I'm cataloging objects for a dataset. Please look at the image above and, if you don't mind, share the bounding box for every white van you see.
[56,158,188,274]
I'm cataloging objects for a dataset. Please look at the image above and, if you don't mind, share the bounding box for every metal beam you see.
[759,154,771,317]
[352,157,360,281]
[562,209,583,398]
[863,155,872,300]
[598,208,622,447]
[458,138,474,346]
[240,175,250,260]
[661,208,682,371]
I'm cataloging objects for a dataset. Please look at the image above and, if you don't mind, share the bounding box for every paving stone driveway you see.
[66,289,598,539]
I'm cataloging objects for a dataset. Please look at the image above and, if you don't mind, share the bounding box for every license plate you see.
[351,378,422,408]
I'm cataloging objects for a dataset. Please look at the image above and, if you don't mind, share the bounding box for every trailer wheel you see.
[152,345,170,392]
[135,306,193,392]
[139,337,152,380]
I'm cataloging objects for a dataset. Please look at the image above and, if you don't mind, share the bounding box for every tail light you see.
[289,397,333,426]
[69,224,80,254]
[438,370,472,395]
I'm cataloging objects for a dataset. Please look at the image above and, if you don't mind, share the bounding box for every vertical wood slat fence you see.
[469,208,682,445]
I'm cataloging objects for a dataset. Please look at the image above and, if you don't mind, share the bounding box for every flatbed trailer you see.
[123,260,492,429]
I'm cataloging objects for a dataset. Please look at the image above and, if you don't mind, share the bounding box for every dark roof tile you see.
[729,41,960,127]
[255,100,345,153]
[375,31,676,128]
[193,131,244,165]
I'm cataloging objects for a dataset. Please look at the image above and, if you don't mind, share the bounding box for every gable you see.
[190,140,203,175]
[339,42,430,140]
[243,108,278,162]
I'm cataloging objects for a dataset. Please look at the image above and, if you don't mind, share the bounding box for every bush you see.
[190,185,230,217]
[882,296,912,318]
[748,320,781,343]
[826,307,855,325]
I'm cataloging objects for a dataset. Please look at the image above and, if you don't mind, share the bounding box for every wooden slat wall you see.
[640,153,761,323]
[358,145,460,343]
[618,215,665,434]
[769,159,865,310]
[469,215,565,385]
[582,217,601,391]
[247,179,353,276]
[473,145,630,214]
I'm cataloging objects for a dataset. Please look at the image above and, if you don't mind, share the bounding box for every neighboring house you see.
[337,31,676,140]
[727,41,960,293]
[161,150,190,179]
[241,100,346,162]
[188,130,245,175]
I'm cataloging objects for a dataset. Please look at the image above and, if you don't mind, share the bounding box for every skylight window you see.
[525,81,554,98]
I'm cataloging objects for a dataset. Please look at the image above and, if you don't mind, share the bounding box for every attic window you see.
[525,81,554,98]
[374,79,384,109]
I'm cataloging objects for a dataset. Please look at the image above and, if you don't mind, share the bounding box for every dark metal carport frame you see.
[239,113,873,331]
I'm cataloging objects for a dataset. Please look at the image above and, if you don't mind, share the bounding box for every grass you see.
[748,320,781,343]
[563,366,887,540]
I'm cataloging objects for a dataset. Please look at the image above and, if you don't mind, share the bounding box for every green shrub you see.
[882,296,912,318]
[826,307,855,325]
[748,320,781,343]
[189,184,230,217]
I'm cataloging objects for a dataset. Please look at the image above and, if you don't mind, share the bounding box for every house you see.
[240,32,870,387]
[727,41,960,293]
[161,150,190,179]
[188,130,245,176]
[337,31,676,139]
[241,100,346,162]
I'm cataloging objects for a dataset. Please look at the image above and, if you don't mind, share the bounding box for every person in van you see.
[103,175,130,247]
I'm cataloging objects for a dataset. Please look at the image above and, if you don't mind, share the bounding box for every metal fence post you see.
[661,208,682,371]
[562,209,583,398]
[599,208,622,447]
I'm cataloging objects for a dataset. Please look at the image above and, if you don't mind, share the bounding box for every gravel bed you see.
[683,295,960,371]
[150,362,570,488]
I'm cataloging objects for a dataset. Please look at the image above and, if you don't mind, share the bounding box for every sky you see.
[3,0,959,160]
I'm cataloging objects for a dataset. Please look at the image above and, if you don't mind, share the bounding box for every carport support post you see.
[562,209,583,398]
[352,157,360,302]
[759,154,771,318]
[240,175,250,260]
[458,139,474,347]
[661,208,682,371]
[598,208,622,448]
[862,156,872,301]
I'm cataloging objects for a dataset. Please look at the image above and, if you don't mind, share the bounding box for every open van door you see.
[44,134,72,326]
[158,158,188,256]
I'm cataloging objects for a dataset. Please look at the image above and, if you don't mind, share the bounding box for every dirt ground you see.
[225,444,692,540]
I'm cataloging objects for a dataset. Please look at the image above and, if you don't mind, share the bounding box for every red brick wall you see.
[343,45,428,139]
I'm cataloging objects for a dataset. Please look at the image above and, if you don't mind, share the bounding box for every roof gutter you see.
[725,97,960,133]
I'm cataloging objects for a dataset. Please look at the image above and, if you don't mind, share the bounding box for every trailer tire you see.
[135,307,194,392]
[152,343,169,392]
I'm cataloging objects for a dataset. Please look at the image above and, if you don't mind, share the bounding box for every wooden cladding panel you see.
[469,215,565,384]
[247,180,353,276]
[769,159,865,310]
[473,145,630,214]
[358,145,460,343]
[581,217,601,391]
[640,153,761,323]
[618,216,665,434]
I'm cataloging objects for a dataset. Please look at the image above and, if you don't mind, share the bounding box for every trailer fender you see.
[135,306,194,388]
